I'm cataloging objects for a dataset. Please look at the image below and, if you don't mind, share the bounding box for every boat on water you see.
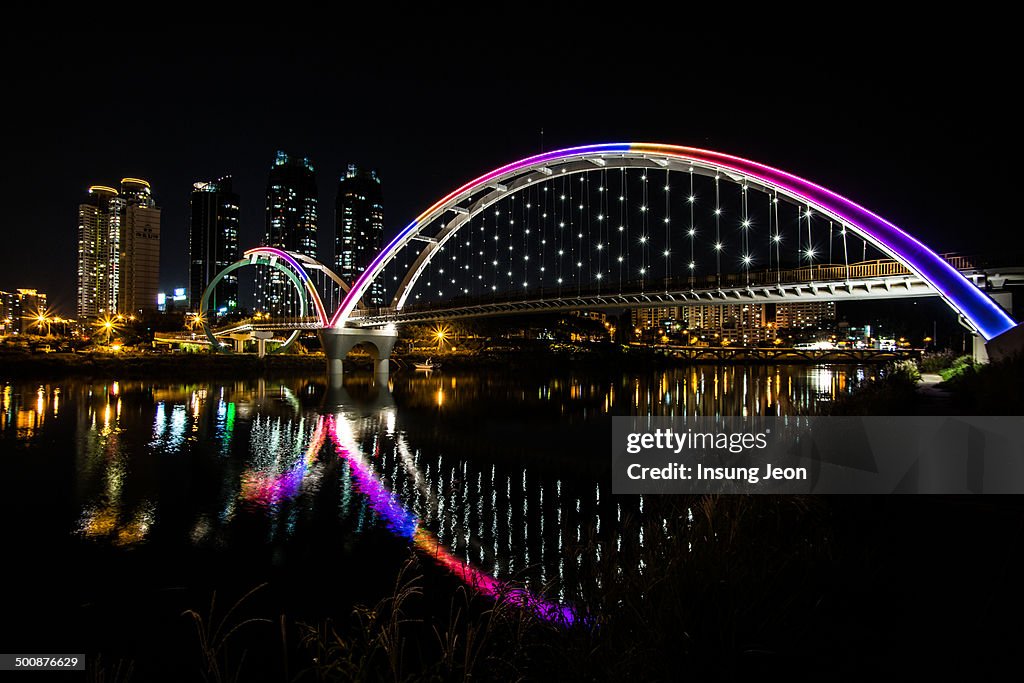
[414,358,440,371]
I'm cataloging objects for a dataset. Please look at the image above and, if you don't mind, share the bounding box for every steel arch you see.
[331,143,1016,341]
[200,247,338,353]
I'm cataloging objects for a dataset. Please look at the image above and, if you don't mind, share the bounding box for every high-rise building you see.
[682,303,767,330]
[118,179,161,317]
[335,164,384,306]
[1,289,47,335]
[632,306,679,330]
[265,150,317,255]
[77,185,121,319]
[258,151,317,313]
[189,177,240,314]
[672,303,775,344]
[76,179,160,319]
[775,301,836,330]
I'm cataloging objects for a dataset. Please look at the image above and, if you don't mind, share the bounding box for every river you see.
[0,364,873,675]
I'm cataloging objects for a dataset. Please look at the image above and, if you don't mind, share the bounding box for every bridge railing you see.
[379,254,977,317]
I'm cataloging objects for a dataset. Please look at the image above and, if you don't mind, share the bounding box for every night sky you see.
[1,21,1015,316]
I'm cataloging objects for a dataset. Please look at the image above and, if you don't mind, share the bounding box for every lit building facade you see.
[632,306,679,330]
[0,291,13,334]
[775,301,836,330]
[335,164,384,306]
[258,151,317,313]
[632,303,775,343]
[681,303,773,343]
[0,289,47,335]
[118,179,161,317]
[189,177,240,314]
[77,185,121,319]
[76,179,160,319]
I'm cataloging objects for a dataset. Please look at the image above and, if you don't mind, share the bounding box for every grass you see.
[938,355,976,382]
[86,656,135,683]
[919,350,959,373]
[919,350,977,381]
[181,583,272,683]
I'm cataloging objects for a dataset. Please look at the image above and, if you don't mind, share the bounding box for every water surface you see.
[0,364,872,667]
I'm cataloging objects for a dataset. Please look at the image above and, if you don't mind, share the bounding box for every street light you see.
[95,315,120,345]
[433,324,450,351]
[186,312,205,331]
[33,309,52,336]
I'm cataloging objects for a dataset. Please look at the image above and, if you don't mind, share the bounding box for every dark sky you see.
[1,21,1015,316]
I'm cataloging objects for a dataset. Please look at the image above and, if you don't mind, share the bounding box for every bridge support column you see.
[317,326,398,381]
[982,292,1022,363]
[251,330,274,358]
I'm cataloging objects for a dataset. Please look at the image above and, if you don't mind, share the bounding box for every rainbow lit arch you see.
[201,247,347,351]
[332,143,1017,341]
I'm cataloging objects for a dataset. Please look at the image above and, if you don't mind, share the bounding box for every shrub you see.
[891,359,921,383]
[919,350,956,373]
[938,355,975,382]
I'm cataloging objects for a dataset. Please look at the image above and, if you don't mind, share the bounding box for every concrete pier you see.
[317,326,398,380]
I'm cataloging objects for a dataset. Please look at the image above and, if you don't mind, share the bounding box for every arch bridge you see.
[201,143,1022,371]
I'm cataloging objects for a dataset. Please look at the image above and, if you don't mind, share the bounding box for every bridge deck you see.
[204,257,986,333]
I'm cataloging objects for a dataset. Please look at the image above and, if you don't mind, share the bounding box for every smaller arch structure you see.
[200,247,347,353]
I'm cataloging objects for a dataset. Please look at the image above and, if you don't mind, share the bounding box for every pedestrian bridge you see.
[199,143,1022,367]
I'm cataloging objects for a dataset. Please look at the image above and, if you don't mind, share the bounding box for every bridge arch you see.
[201,247,343,352]
[332,143,1016,341]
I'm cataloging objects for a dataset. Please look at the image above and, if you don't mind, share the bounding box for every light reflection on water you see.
[0,364,874,622]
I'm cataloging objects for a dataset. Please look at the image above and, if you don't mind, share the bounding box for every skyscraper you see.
[265,150,317,256]
[119,179,161,317]
[189,176,240,314]
[335,164,384,306]
[77,185,121,319]
[76,179,161,319]
[258,151,317,313]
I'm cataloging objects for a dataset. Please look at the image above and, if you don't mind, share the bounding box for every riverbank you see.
[1,342,913,381]
[0,350,328,380]
[826,353,1024,415]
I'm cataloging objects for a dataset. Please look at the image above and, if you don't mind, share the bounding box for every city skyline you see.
[2,26,1017,316]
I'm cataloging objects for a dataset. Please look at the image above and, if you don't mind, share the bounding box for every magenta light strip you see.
[330,143,1015,340]
[244,247,329,326]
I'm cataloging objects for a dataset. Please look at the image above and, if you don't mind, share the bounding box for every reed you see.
[181,583,272,683]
